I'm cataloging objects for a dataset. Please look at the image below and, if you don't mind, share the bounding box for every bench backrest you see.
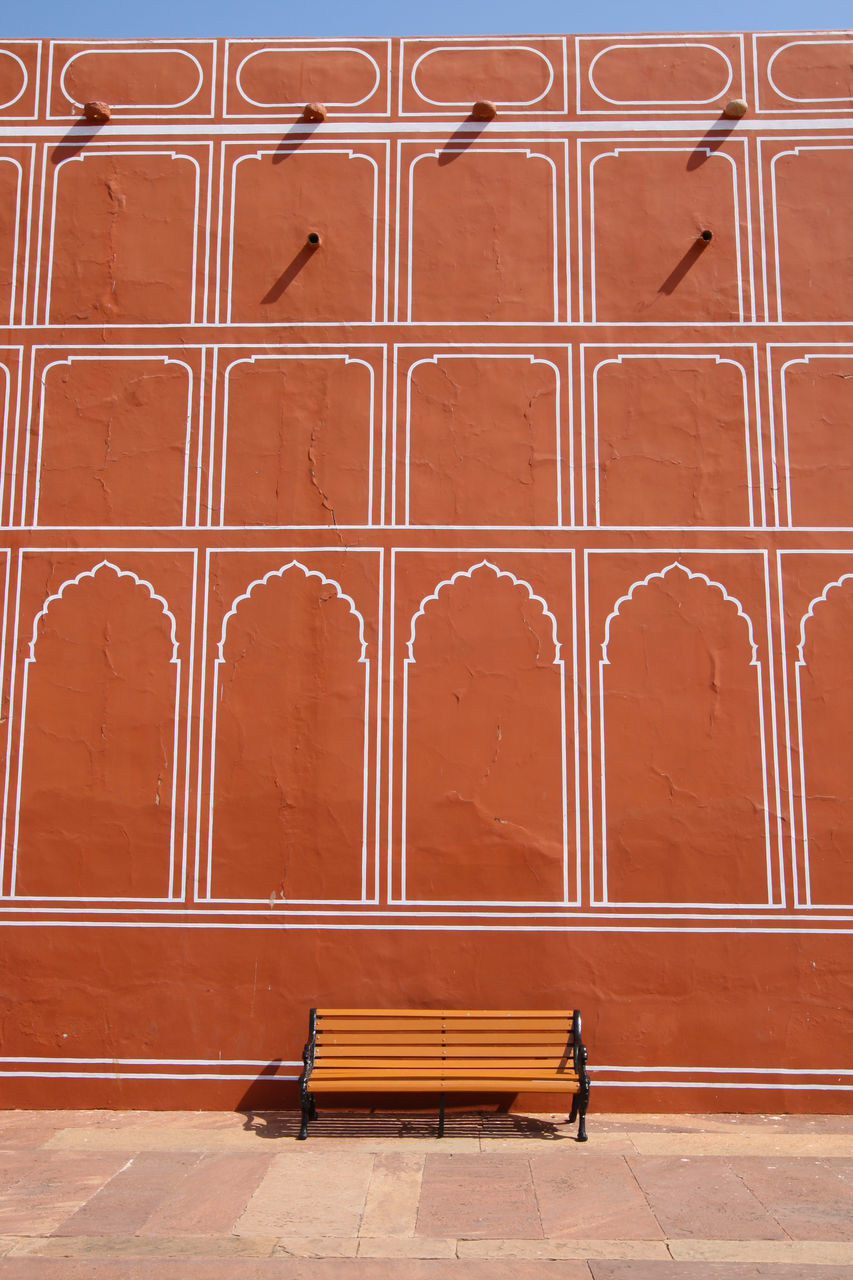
[308,1008,583,1072]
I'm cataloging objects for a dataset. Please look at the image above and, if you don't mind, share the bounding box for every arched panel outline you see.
[403,353,562,527]
[794,574,853,909]
[218,354,375,527]
[777,353,853,529]
[0,156,23,327]
[224,148,381,326]
[0,50,27,111]
[202,560,372,905]
[29,355,195,529]
[8,559,182,901]
[596,560,775,908]
[767,39,853,104]
[588,353,760,529]
[398,558,570,906]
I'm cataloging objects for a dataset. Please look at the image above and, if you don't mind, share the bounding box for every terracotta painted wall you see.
[0,32,852,1112]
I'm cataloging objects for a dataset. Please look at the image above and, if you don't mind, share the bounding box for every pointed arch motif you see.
[207,560,370,903]
[402,560,569,904]
[599,561,771,906]
[795,574,853,905]
[12,561,181,899]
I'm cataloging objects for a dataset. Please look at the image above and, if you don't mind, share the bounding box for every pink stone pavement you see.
[0,1110,852,1277]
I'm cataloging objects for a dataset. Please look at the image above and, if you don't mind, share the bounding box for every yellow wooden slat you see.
[310,1077,580,1093]
[313,1058,576,1073]
[317,1043,573,1058]
[316,1009,575,1018]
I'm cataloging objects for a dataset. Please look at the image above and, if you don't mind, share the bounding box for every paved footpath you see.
[0,1110,852,1277]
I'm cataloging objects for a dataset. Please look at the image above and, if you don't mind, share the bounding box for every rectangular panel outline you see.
[576,34,746,116]
[753,32,853,114]
[0,145,35,329]
[196,545,384,910]
[585,546,785,912]
[398,35,568,116]
[394,345,569,528]
[579,342,765,529]
[0,546,197,906]
[45,39,217,120]
[397,137,568,325]
[223,38,393,117]
[211,346,385,529]
[388,546,580,910]
[0,41,42,121]
[578,135,755,326]
[219,138,389,327]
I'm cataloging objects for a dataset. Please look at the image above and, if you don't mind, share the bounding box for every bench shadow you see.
[239,1108,569,1141]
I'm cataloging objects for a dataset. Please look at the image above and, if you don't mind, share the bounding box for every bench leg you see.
[298,1093,311,1141]
[576,1079,590,1143]
[438,1092,445,1138]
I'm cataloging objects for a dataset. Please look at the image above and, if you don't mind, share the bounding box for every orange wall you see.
[0,33,852,1111]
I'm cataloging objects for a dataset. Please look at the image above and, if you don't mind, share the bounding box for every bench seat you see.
[298,1008,590,1140]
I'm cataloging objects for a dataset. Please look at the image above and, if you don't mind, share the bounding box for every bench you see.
[298,1007,590,1141]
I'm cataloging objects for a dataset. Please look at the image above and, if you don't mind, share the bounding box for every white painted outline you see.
[404,143,562,324]
[410,44,554,107]
[218,354,375,527]
[400,36,567,115]
[223,38,392,117]
[0,350,19,527]
[0,50,27,111]
[40,146,205,327]
[8,560,182,902]
[235,45,381,109]
[767,142,853,323]
[587,42,733,106]
[577,34,745,115]
[59,47,204,111]
[586,142,747,325]
[202,557,377,907]
[46,38,215,119]
[224,144,381,326]
[588,352,758,528]
[29,355,195,529]
[397,557,573,908]
[767,38,853,105]
[0,155,23,327]
[591,556,778,910]
[794,574,853,911]
[777,353,853,529]
[402,353,562,527]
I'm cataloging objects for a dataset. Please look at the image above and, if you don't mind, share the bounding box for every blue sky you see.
[2,0,851,38]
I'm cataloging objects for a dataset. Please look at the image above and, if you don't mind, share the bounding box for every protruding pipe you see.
[723,98,748,119]
[306,231,322,247]
[471,100,497,121]
[700,229,713,242]
[302,102,327,123]
[83,101,111,124]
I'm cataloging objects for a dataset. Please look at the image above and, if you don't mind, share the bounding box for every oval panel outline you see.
[0,50,28,111]
[59,47,205,111]
[767,39,853,104]
[410,43,555,107]
[235,45,381,108]
[588,41,733,106]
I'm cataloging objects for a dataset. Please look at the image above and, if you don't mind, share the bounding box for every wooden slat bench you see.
[298,1008,590,1141]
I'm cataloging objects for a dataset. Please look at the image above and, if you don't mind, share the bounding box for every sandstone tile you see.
[140,1151,274,1235]
[670,1238,853,1264]
[235,1150,374,1237]
[481,1133,637,1155]
[357,1237,456,1257]
[0,1152,130,1236]
[8,1235,277,1257]
[359,1152,423,1237]
[43,1127,257,1153]
[633,1131,853,1157]
[531,1153,663,1239]
[628,1155,785,1239]
[273,1237,359,1257]
[457,1238,669,1260]
[732,1156,853,1239]
[0,1262,597,1279]
[590,1263,853,1280]
[53,1151,201,1236]
[416,1153,541,1240]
